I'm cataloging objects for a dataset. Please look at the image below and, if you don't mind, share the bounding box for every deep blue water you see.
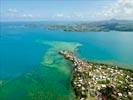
[0,22,133,79]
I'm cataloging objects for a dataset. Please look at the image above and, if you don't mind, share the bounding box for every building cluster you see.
[59,50,133,100]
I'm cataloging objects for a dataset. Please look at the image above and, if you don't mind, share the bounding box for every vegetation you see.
[60,50,133,100]
[46,19,133,32]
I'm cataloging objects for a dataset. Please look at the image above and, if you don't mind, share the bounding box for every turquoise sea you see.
[0,22,133,100]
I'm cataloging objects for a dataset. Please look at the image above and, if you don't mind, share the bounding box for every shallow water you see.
[0,22,133,100]
[0,41,78,100]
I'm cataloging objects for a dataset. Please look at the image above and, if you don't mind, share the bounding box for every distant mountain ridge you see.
[47,19,133,32]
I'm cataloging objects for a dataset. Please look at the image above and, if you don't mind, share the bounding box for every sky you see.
[0,0,133,21]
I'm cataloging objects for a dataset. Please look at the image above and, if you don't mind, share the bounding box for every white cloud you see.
[7,8,18,13]
[56,13,64,17]
[72,12,84,19]
[54,12,86,20]
[7,8,34,19]
[6,0,133,21]
[55,0,133,21]
[97,0,133,20]
[22,14,33,18]
[54,0,133,21]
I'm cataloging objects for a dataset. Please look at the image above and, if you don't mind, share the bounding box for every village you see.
[59,50,133,100]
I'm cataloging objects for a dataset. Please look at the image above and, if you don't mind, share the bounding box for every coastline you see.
[59,50,133,100]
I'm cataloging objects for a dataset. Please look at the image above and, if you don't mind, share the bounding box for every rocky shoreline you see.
[59,50,133,100]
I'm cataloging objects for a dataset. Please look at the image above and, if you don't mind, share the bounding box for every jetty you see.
[59,50,133,100]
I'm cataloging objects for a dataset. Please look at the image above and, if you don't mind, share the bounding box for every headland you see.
[59,50,133,100]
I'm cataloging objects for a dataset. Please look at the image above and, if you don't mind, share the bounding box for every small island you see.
[59,50,133,100]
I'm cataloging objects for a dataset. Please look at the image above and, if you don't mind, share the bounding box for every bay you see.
[0,22,133,100]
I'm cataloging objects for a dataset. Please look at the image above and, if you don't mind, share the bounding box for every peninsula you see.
[59,50,133,100]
